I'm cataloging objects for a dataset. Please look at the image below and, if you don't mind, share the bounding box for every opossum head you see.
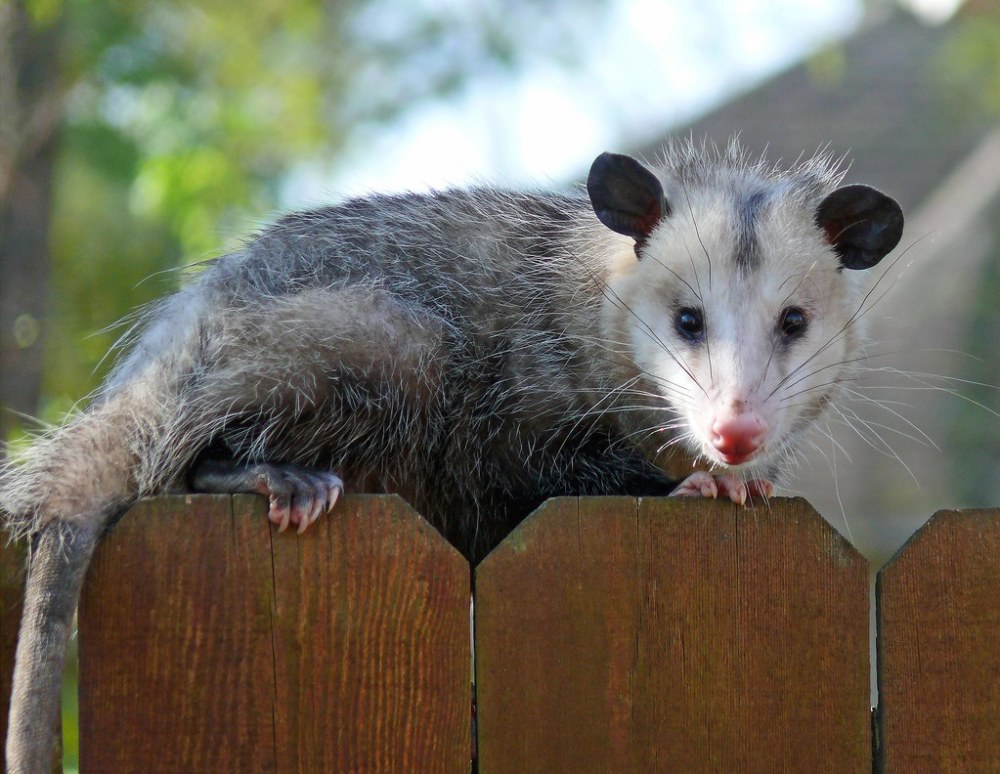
[588,146,903,477]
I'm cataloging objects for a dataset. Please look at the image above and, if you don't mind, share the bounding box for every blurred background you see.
[1,0,998,759]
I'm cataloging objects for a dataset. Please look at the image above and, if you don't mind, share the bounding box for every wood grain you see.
[474,496,871,774]
[77,494,470,773]
[269,495,470,773]
[876,508,1000,773]
[79,495,278,772]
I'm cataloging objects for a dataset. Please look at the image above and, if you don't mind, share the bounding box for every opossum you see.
[1,138,903,771]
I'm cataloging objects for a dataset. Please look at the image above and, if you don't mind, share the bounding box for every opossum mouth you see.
[706,443,768,468]
[717,450,757,466]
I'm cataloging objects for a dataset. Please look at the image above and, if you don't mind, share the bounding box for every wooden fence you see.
[1,495,998,772]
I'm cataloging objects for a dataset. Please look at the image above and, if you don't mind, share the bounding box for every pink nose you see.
[711,413,767,465]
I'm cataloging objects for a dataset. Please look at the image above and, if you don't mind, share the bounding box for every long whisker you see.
[576,261,708,399]
[826,404,922,484]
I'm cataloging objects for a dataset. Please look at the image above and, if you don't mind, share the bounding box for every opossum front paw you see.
[189,459,343,533]
[669,471,773,505]
[251,464,344,534]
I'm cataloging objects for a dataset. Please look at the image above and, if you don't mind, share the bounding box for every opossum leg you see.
[670,471,721,499]
[669,471,773,505]
[6,517,104,774]
[189,458,343,534]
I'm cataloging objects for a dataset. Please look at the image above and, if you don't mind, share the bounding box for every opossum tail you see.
[2,367,201,772]
[5,518,104,773]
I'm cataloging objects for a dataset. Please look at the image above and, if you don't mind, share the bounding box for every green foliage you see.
[37,0,605,409]
[937,6,1000,120]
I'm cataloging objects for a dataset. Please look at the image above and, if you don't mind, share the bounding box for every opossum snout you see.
[710,411,768,466]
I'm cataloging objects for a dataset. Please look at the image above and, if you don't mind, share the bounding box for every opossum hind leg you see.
[189,459,343,534]
[189,287,453,529]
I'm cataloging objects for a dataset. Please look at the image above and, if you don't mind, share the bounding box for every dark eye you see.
[778,306,808,339]
[675,307,705,341]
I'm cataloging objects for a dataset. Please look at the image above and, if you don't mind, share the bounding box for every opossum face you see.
[588,152,903,475]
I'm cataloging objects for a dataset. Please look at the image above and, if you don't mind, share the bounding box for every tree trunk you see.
[0,2,64,444]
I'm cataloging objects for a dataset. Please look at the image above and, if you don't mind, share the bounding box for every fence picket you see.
[474,496,871,773]
[268,494,470,773]
[76,494,470,773]
[78,495,279,771]
[3,497,998,772]
[876,508,1000,773]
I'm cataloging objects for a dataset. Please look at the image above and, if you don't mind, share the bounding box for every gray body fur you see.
[1,139,903,771]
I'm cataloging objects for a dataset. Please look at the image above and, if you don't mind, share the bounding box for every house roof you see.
[637,10,995,214]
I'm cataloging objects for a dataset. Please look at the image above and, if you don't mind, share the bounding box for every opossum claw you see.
[300,472,344,534]
[715,473,748,505]
[669,472,774,505]
[189,459,344,533]
[327,480,342,512]
[299,474,326,533]
[261,466,343,533]
[670,471,719,499]
[746,479,774,500]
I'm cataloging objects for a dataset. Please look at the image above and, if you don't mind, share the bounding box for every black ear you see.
[816,184,903,270]
[587,152,669,250]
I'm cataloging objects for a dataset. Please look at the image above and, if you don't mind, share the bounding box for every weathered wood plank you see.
[876,508,1000,773]
[78,495,278,772]
[269,494,470,773]
[78,493,470,773]
[474,496,870,774]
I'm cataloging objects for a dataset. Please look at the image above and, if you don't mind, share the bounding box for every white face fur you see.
[587,147,902,481]
[607,188,870,479]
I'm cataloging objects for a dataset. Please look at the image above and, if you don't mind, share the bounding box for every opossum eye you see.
[675,307,705,341]
[778,306,808,339]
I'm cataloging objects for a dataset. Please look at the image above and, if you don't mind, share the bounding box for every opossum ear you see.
[816,185,903,270]
[588,152,669,251]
